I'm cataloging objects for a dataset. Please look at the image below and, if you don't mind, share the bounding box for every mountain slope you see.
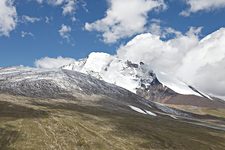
[0,66,184,118]
[1,93,225,150]
[0,66,225,149]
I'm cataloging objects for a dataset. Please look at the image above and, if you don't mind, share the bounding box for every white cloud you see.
[71,16,76,22]
[21,31,34,38]
[62,0,76,16]
[21,15,41,24]
[177,28,225,97]
[117,27,200,72]
[117,27,225,98]
[37,0,64,5]
[58,24,71,41]
[37,0,77,16]
[45,16,53,23]
[85,0,166,43]
[148,19,182,38]
[148,22,162,37]
[181,0,225,16]
[0,0,17,36]
[35,56,77,69]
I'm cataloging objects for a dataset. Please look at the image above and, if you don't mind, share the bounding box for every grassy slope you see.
[0,94,225,150]
[167,104,225,119]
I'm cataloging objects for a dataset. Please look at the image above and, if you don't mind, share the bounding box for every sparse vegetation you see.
[167,104,225,119]
[0,94,225,150]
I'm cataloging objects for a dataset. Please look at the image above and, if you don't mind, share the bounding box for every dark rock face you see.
[136,80,176,103]
[126,60,139,68]
[131,69,225,108]
[136,76,225,108]
[133,70,176,103]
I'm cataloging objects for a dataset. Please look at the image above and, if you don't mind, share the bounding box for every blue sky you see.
[0,0,225,67]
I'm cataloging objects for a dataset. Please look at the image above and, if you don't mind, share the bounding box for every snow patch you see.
[145,110,157,116]
[196,89,213,100]
[129,105,157,117]
[156,71,202,97]
[129,105,147,114]
[169,115,178,119]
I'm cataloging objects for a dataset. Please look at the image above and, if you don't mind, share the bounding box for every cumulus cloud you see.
[181,0,225,16]
[62,0,77,16]
[58,24,71,41]
[117,27,225,98]
[85,0,166,43]
[117,27,201,72]
[177,28,225,97]
[148,19,182,38]
[0,0,17,36]
[35,56,77,69]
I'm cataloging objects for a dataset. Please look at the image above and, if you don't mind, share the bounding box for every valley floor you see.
[0,94,225,150]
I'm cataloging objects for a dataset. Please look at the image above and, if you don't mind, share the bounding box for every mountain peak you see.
[62,55,157,93]
[61,52,222,108]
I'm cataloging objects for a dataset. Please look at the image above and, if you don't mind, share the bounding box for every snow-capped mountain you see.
[62,52,198,95]
[0,66,191,118]
[62,52,225,108]
[62,52,156,93]
[0,66,142,100]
